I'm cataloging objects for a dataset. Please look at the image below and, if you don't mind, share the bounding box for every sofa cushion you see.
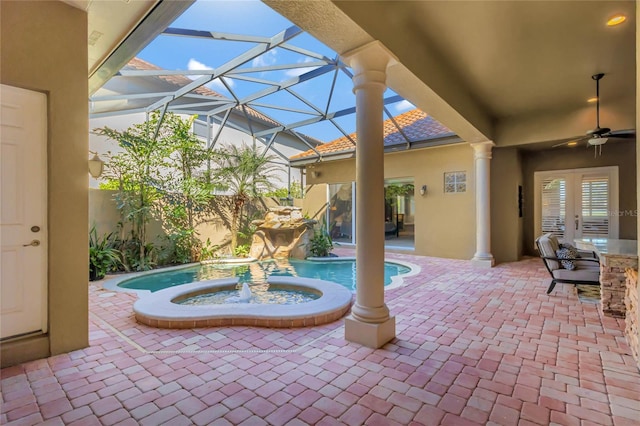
[552,265,600,282]
[547,233,561,252]
[537,234,560,270]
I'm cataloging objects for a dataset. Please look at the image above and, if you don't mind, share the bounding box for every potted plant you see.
[89,226,121,281]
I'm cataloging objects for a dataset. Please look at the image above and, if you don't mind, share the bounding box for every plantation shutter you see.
[541,177,566,239]
[581,175,609,237]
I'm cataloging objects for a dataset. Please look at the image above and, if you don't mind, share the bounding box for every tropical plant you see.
[89,226,121,281]
[199,238,220,261]
[94,112,218,268]
[263,181,303,200]
[160,114,217,263]
[213,143,281,252]
[233,244,251,258]
[309,228,333,257]
[93,112,173,270]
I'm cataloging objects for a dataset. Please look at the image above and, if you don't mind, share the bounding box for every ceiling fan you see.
[553,73,635,155]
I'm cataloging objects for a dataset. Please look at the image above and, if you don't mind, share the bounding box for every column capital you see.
[470,140,495,159]
[341,41,398,75]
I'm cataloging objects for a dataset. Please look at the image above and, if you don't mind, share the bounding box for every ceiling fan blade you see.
[605,129,636,139]
[552,138,582,148]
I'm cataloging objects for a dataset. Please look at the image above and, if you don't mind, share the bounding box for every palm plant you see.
[213,143,281,252]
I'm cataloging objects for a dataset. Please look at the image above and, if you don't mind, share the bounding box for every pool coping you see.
[132,276,354,329]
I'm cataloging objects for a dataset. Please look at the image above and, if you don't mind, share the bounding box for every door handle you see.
[23,240,40,247]
[575,218,579,230]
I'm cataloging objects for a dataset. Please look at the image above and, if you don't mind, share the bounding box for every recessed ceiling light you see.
[587,97,598,103]
[567,141,578,147]
[606,14,627,26]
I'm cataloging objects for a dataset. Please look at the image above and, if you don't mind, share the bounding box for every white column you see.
[341,41,397,348]
[470,141,495,267]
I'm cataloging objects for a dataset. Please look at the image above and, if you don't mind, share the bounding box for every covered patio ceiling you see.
[267,0,636,148]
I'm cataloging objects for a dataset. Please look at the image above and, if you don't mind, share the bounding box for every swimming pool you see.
[117,258,412,293]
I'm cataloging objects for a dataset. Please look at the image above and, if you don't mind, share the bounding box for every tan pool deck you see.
[1,248,639,425]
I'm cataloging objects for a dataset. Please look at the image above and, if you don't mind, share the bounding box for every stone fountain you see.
[249,206,316,260]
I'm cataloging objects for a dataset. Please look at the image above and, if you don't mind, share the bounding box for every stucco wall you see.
[303,143,477,260]
[521,139,637,255]
[1,0,88,364]
[89,189,295,256]
[491,147,524,263]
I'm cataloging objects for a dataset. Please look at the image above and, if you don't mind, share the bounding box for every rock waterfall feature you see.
[249,207,316,260]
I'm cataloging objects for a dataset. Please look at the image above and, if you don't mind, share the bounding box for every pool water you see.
[177,284,320,305]
[118,258,410,292]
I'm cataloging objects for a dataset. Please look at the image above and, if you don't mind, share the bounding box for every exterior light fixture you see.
[311,170,321,179]
[587,97,598,103]
[88,153,104,178]
[567,141,578,147]
[606,14,626,26]
[420,185,427,196]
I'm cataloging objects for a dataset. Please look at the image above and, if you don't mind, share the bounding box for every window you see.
[444,171,466,193]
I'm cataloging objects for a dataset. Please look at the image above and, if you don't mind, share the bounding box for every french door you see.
[534,167,618,245]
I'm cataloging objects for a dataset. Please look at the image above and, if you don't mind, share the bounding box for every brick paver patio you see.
[2,249,639,425]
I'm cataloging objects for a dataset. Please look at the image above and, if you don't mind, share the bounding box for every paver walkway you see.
[2,249,639,425]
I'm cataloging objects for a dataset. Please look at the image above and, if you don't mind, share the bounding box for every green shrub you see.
[89,227,121,281]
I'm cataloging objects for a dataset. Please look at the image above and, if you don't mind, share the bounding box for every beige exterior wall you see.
[304,140,635,264]
[301,184,330,223]
[89,189,297,255]
[303,143,477,260]
[491,148,524,263]
[521,139,637,255]
[1,1,89,365]
[89,189,166,247]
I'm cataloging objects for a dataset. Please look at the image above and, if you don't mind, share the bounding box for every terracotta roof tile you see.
[290,109,454,159]
[124,57,277,126]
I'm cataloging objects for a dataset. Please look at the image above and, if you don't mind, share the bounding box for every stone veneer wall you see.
[600,264,627,318]
[625,268,639,369]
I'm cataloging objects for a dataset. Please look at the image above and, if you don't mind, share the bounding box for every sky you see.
[137,0,415,143]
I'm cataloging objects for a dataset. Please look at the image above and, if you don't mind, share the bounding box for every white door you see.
[1,84,48,339]
[535,167,619,245]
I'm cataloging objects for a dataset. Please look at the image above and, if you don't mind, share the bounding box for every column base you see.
[344,314,395,348]
[471,255,495,267]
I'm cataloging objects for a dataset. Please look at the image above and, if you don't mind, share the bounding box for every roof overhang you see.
[290,134,464,168]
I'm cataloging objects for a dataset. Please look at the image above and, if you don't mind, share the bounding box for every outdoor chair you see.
[535,233,601,294]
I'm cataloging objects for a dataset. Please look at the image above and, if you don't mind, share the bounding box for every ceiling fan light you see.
[606,14,627,26]
[588,137,608,146]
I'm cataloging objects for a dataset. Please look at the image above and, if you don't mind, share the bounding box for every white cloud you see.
[284,57,318,78]
[394,100,415,112]
[186,58,233,90]
[188,58,211,74]
[252,50,278,68]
